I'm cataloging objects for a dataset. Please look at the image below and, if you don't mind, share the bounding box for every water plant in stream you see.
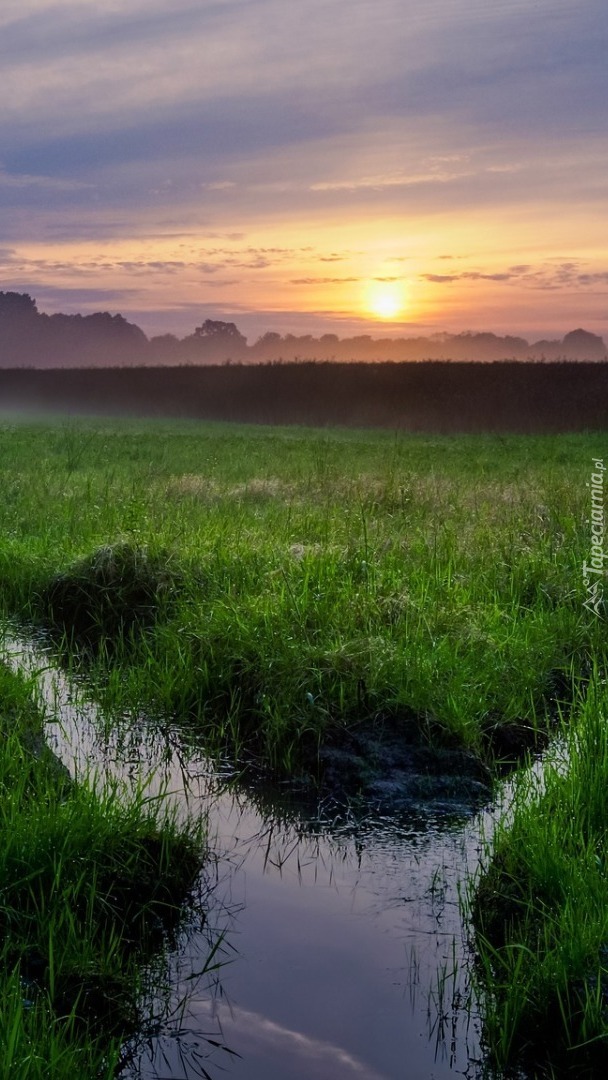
[0,659,204,1079]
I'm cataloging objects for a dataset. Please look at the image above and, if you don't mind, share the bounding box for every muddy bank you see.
[301,716,493,815]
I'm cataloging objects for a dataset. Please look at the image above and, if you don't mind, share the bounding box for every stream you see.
[1,628,524,1080]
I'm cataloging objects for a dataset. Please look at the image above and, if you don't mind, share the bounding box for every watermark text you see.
[582,457,606,617]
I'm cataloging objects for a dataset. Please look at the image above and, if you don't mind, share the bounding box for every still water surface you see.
[3,631,506,1080]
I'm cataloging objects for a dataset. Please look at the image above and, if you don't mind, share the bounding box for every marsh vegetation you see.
[0,660,202,1078]
[0,416,606,1076]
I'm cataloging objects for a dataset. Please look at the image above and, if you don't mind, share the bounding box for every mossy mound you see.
[39,543,185,644]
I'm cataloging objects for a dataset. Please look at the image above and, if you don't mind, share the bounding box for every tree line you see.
[0,291,606,367]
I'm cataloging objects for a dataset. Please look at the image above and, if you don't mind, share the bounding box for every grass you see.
[0,415,606,1072]
[0,418,601,779]
[472,680,608,1075]
[40,541,185,645]
[0,659,203,1079]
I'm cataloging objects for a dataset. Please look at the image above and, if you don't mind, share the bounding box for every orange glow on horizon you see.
[9,210,608,341]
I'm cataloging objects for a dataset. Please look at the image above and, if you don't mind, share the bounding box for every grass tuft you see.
[37,541,186,645]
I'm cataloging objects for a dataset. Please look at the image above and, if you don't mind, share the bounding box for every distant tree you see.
[255,331,282,346]
[179,318,248,363]
[149,333,181,364]
[150,333,180,347]
[0,291,43,365]
[0,291,38,320]
[84,312,148,345]
[194,319,247,347]
[562,329,606,360]
[252,331,284,361]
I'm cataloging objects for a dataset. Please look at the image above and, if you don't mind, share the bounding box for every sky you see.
[0,0,607,343]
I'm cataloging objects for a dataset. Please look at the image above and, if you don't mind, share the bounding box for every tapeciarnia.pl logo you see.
[582,458,606,617]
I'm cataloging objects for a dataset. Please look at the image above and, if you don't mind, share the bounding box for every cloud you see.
[421,260,608,292]
[0,167,90,192]
[3,1,606,179]
[310,166,473,192]
[0,244,319,279]
[290,277,360,285]
[462,272,515,282]
[203,180,237,191]
[0,0,603,243]
[0,283,142,309]
[199,277,242,288]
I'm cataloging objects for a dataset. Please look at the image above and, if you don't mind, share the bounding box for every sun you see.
[366,281,407,321]
[372,290,402,319]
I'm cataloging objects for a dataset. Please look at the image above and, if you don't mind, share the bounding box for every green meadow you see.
[0,420,600,766]
[0,415,606,1074]
[0,660,202,1079]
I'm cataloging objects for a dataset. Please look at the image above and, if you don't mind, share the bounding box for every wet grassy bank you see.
[0,659,202,1078]
[473,680,608,1076]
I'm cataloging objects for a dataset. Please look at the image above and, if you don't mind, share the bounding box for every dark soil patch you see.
[314,712,492,813]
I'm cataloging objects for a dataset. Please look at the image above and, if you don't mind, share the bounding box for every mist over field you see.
[0,291,606,368]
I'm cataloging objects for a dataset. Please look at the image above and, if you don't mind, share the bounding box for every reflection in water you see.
[194,1002,388,1079]
[1,628,508,1080]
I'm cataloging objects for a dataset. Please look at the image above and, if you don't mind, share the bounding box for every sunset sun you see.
[367,282,407,321]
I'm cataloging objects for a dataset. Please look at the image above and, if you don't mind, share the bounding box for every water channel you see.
[2,628,522,1080]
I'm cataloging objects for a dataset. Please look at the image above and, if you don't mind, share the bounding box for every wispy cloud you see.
[310,166,473,192]
[422,260,608,292]
[290,277,360,285]
[0,167,90,191]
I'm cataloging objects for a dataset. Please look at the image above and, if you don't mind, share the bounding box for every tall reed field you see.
[0,658,202,1078]
[0,418,603,777]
